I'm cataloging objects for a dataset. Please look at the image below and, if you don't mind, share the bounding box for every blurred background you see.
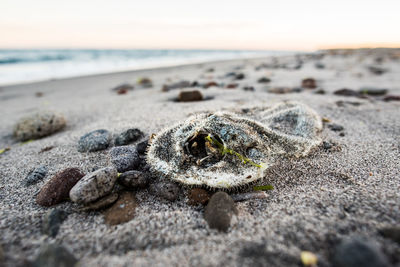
[1,0,399,85]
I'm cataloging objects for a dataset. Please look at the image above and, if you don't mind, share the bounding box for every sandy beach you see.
[0,49,399,266]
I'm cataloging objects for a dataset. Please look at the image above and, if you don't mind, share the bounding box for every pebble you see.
[80,193,119,211]
[314,89,326,94]
[150,181,180,201]
[111,83,134,94]
[118,170,150,188]
[32,243,77,267]
[103,191,137,225]
[36,168,85,207]
[114,128,143,146]
[137,77,153,88]
[203,81,219,89]
[359,87,388,96]
[334,88,362,97]
[257,77,271,83]
[322,141,333,150]
[69,167,118,204]
[109,146,140,172]
[315,62,325,69]
[267,87,302,94]
[39,146,55,153]
[383,95,400,102]
[136,140,149,154]
[368,65,387,75]
[235,73,245,80]
[336,100,362,107]
[187,188,210,206]
[42,209,68,237]
[13,111,66,141]
[23,165,48,186]
[379,226,400,244]
[178,90,203,102]
[226,83,238,89]
[243,86,255,91]
[162,80,191,91]
[301,78,317,89]
[204,191,238,232]
[77,129,111,152]
[333,238,389,267]
[328,123,344,132]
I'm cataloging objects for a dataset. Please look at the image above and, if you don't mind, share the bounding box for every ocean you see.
[0,49,293,86]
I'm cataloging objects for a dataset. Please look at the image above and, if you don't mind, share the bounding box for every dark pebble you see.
[359,87,388,96]
[368,65,387,75]
[333,238,389,267]
[225,72,236,78]
[268,87,302,94]
[114,128,143,146]
[111,83,134,94]
[39,146,55,153]
[205,68,215,72]
[379,226,400,244]
[77,129,111,152]
[24,166,48,186]
[323,141,333,150]
[109,146,140,173]
[136,140,149,154]
[36,168,85,207]
[328,123,344,132]
[204,191,238,232]
[243,86,255,91]
[339,132,345,137]
[137,77,153,88]
[150,181,180,201]
[301,78,317,89]
[103,191,137,225]
[334,88,362,97]
[315,62,325,69]
[336,100,362,107]
[257,77,271,83]
[42,209,68,237]
[119,170,150,188]
[383,95,400,102]
[226,83,238,89]
[203,81,219,89]
[32,244,77,267]
[187,188,210,206]
[314,89,326,94]
[235,73,245,80]
[178,90,203,102]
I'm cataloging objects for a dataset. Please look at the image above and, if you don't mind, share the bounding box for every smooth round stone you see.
[109,146,140,173]
[204,192,237,232]
[118,170,149,188]
[32,244,77,267]
[178,90,203,102]
[13,111,66,141]
[114,128,143,146]
[69,167,118,204]
[23,165,48,186]
[149,181,180,201]
[77,129,111,152]
[36,168,85,207]
[103,191,137,225]
[42,209,68,237]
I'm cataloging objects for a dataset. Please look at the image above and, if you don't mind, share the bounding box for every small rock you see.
[35,92,44,97]
[225,72,236,78]
[119,170,149,188]
[379,226,400,244]
[150,181,180,201]
[13,111,66,141]
[137,77,153,88]
[368,65,387,75]
[336,101,362,107]
[32,244,77,267]
[42,209,68,237]
[359,87,388,96]
[226,83,238,89]
[77,129,111,152]
[39,146,55,153]
[114,128,143,146]
[328,123,344,132]
[136,140,149,154]
[333,238,389,267]
[235,73,245,80]
[178,90,203,102]
[23,166,48,186]
[301,78,317,89]
[334,88,362,97]
[111,83,134,94]
[187,188,210,206]
[162,80,191,91]
[243,86,255,91]
[205,68,215,72]
[314,89,326,94]
[267,87,302,94]
[104,191,137,225]
[257,77,271,83]
[109,146,140,172]
[203,81,219,89]
[204,191,238,232]
[80,193,119,211]
[36,168,85,207]
[383,95,400,102]
[315,62,325,69]
[69,167,118,204]
[322,141,333,150]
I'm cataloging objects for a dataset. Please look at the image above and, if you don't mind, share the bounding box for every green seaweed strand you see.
[205,134,262,168]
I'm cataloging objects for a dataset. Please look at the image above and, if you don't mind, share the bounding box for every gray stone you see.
[150,181,180,201]
[379,226,400,244]
[42,209,68,237]
[109,146,140,173]
[69,167,118,204]
[333,238,389,267]
[118,170,149,188]
[359,87,388,96]
[32,244,77,267]
[204,192,237,232]
[77,129,111,152]
[328,123,344,132]
[24,166,47,186]
[114,128,143,146]
[13,111,66,141]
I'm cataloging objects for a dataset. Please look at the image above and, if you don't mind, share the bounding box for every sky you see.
[1,0,400,51]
